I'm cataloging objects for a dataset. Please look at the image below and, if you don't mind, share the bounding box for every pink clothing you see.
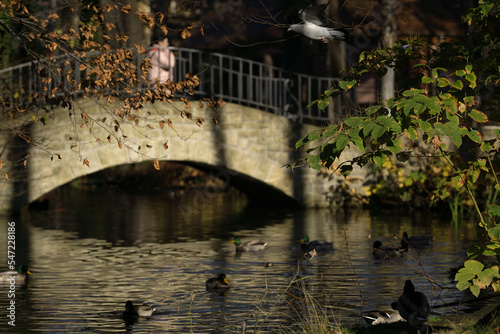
[148,45,175,83]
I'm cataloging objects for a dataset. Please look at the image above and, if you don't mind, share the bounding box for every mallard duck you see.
[206,273,231,291]
[373,240,407,259]
[231,238,267,251]
[0,265,32,283]
[122,300,155,318]
[362,309,403,326]
[300,235,333,253]
[391,280,430,328]
[402,232,433,248]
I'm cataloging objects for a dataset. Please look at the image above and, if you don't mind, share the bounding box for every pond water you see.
[0,184,498,333]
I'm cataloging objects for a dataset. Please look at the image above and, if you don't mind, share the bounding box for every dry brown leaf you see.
[159,120,165,129]
[160,25,168,35]
[163,140,169,150]
[118,141,123,149]
[83,159,90,167]
[134,44,146,55]
[181,28,191,39]
[121,4,131,13]
[154,160,160,170]
[147,124,154,129]
[2,172,9,180]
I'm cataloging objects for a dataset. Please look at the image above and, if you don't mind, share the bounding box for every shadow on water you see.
[1,184,499,333]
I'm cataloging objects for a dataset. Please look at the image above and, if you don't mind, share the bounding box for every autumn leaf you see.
[213,118,219,125]
[83,159,90,167]
[200,27,204,36]
[134,44,146,55]
[159,120,165,129]
[181,28,191,39]
[432,135,442,151]
[154,160,160,170]
[163,140,168,149]
[161,25,168,35]
[118,141,123,149]
[121,4,131,13]
[2,172,8,180]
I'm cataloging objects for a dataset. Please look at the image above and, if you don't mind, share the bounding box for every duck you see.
[231,238,267,252]
[362,309,403,326]
[0,265,32,284]
[373,240,407,259]
[391,280,430,328]
[402,232,433,248]
[300,235,333,253]
[206,273,231,291]
[122,300,155,318]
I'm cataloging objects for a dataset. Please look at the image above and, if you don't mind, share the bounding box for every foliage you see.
[291,0,500,296]
[0,0,211,179]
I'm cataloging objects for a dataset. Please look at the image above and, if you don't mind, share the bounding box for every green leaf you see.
[455,69,466,77]
[339,80,357,90]
[318,99,330,110]
[296,137,309,149]
[466,73,477,88]
[456,268,476,282]
[488,204,500,217]
[362,122,377,137]
[470,284,480,297]
[371,125,386,141]
[469,109,488,123]
[344,117,362,127]
[465,64,473,74]
[488,227,500,240]
[372,151,386,167]
[335,134,349,151]
[467,129,482,144]
[464,259,484,272]
[450,80,464,90]
[417,120,432,132]
[437,78,450,87]
[421,76,433,84]
[405,127,418,141]
[308,132,321,142]
[307,155,322,171]
[386,140,402,154]
[456,280,471,291]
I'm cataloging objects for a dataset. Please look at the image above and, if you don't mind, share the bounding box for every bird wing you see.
[299,0,330,26]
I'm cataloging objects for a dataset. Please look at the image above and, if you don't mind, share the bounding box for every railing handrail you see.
[0,47,351,124]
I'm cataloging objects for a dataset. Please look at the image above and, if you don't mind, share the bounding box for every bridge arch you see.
[1,100,366,212]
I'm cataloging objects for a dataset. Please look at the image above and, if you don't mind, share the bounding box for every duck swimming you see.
[206,273,231,291]
[300,235,333,253]
[402,232,433,248]
[122,300,155,318]
[373,240,407,259]
[0,265,32,284]
[231,238,267,251]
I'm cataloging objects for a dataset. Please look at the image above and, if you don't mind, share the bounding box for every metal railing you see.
[0,47,351,124]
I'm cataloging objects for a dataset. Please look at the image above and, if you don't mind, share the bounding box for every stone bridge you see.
[0,48,367,212]
[0,99,367,212]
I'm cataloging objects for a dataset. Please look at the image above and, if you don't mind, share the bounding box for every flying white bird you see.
[288,1,348,43]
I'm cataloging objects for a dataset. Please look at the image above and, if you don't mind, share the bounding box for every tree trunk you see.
[380,0,396,112]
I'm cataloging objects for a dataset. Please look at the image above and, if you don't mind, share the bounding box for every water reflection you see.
[0,186,498,333]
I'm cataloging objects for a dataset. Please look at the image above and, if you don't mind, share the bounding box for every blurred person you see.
[148,37,175,84]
